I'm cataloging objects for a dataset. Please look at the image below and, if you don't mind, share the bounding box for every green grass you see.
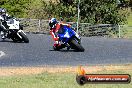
[117,10,132,38]
[121,26,132,38]
[0,70,131,88]
[127,12,132,26]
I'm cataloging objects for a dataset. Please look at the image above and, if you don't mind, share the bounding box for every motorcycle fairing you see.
[58,26,76,44]
[6,18,19,29]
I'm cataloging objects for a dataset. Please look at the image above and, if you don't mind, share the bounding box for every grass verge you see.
[0,65,131,88]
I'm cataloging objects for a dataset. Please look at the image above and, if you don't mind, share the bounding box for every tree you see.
[29,0,77,21]
[0,0,129,25]
[79,0,129,24]
[60,0,74,5]
[0,0,31,18]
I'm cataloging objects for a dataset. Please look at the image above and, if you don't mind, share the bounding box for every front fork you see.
[73,30,81,44]
[67,36,81,50]
[17,30,26,39]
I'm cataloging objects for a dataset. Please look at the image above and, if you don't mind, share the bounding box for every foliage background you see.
[0,0,131,24]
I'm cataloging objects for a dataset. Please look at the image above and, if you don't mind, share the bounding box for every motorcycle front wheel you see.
[18,31,29,43]
[70,39,85,52]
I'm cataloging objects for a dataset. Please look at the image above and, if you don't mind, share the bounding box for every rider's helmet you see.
[49,18,58,28]
[0,8,6,16]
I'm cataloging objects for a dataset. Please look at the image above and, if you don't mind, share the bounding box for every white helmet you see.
[49,18,57,28]
[0,8,6,15]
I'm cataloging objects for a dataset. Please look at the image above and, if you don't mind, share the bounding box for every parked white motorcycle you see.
[0,16,29,43]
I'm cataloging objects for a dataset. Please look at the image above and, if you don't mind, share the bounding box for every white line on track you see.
[0,51,5,58]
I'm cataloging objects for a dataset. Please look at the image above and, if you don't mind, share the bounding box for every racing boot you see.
[53,44,61,51]
[59,44,65,49]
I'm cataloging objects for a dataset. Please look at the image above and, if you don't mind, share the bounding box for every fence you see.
[19,18,50,34]
[19,18,130,38]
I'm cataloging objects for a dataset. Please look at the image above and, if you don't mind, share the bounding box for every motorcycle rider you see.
[0,8,11,39]
[49,18,71,50]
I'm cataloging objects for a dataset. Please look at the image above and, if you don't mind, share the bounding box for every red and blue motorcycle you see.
[54,25,85,52]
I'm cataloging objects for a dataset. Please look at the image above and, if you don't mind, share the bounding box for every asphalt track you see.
[0,34,132,67]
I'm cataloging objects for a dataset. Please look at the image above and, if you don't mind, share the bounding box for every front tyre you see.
[19,31,29,43]
[70,39,85,52]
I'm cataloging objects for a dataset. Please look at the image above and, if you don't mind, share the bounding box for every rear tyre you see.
[70,39,85,52]
[19,32,29,43]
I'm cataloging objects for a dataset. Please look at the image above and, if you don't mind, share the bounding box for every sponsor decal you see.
[76,66,131,85]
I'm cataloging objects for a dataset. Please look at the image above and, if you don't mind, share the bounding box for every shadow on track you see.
[49,49,82,52]
[0,40,13,43]
[0,40,27,43]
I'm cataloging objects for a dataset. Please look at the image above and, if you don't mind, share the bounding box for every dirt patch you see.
[0,64,132,76]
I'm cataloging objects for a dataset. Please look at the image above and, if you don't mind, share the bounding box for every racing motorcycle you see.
[54,25,85,52]
[0,16,29,43]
